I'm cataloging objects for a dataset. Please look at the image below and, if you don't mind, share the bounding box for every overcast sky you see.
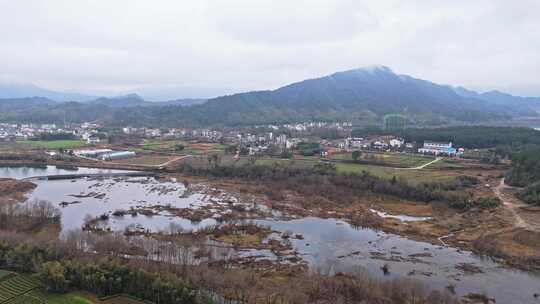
[0,0,539,99]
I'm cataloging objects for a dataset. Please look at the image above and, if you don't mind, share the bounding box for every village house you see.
[389,138,404,148]
[418,141,457,156]
[86,136,101,145]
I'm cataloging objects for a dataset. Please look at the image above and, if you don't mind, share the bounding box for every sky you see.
[0,0,539,100]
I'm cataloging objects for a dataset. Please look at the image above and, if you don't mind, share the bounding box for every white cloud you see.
[205,0,378,44]
[0,0,538,98]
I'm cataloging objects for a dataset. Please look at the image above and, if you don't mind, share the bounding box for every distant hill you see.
[85,94,148,107]
[0,83,96,102]
[453,87,540,116]
[84,94,207,107]
[0,97,57,111]
[159,98,207,106]
[0,83,209,107]
[0,96,56,105]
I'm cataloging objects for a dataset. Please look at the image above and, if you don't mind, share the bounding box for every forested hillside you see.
[506,147,540,205]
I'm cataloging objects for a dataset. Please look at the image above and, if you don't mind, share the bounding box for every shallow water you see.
[256,217,540,304]
[0,165,131,179]
[2,166,218,234]
[25,177,217,234]
[369,208,432,222]
[2,166,540,303]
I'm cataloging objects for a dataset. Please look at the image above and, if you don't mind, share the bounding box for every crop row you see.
[0,275,40,303]
[4,292,44,304]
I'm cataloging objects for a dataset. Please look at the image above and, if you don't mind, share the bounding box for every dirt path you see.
[156,155,192,168]
[494,178,537,231]
[413,157,442,169]
[396,157,442,170]
[106,155,192,169]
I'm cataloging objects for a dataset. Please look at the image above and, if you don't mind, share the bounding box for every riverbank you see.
[0,178,36,202]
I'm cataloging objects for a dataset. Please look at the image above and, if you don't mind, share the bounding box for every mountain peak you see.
[330,66,396,79]
[113,93,143,100]
[483,90,511,96]
[349,65,394,74]
[362,65,392,72]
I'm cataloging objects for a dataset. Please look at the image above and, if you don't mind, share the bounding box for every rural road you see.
[494,178,537,231]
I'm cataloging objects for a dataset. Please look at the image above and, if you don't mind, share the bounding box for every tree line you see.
[0,240,202,304]
[179,162,497,210]
[352,126,540,150]
[0,199,60,231]
[506,146,540,205]
[31,132,78,141]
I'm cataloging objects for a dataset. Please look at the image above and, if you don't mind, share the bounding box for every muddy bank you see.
[0,178,36,202]
[472,228,540,270]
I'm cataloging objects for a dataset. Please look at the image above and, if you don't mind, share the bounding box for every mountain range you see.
[0,83,97,102]
[84,94,206,107]
[0,66,539,127]
[452,87,540,114]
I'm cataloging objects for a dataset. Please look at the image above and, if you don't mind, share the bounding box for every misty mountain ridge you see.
[0,83,97,102]
[1,66,539,107]
[0,87,207,108]
[0,65,539,127]
[0,83,214,105]
[84,93,207,107]
[452,86,540,116]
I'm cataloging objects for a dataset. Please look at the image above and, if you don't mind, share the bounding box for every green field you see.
[100,295,147,304]
[331,152,435,168]
[0,272,41,303]
[139,140,181,151]
[17,140,87,150]
[2,290,149,304]
[0,270,150,304]
[0,271,98,304]
[333,162,455,184]
[45,293,95,304]
[255,158,316,169]
[4,291,97,304]
[182,153,461,185]
[0,270,11,281]
[425,158,466,169]
[252,157,454,184]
